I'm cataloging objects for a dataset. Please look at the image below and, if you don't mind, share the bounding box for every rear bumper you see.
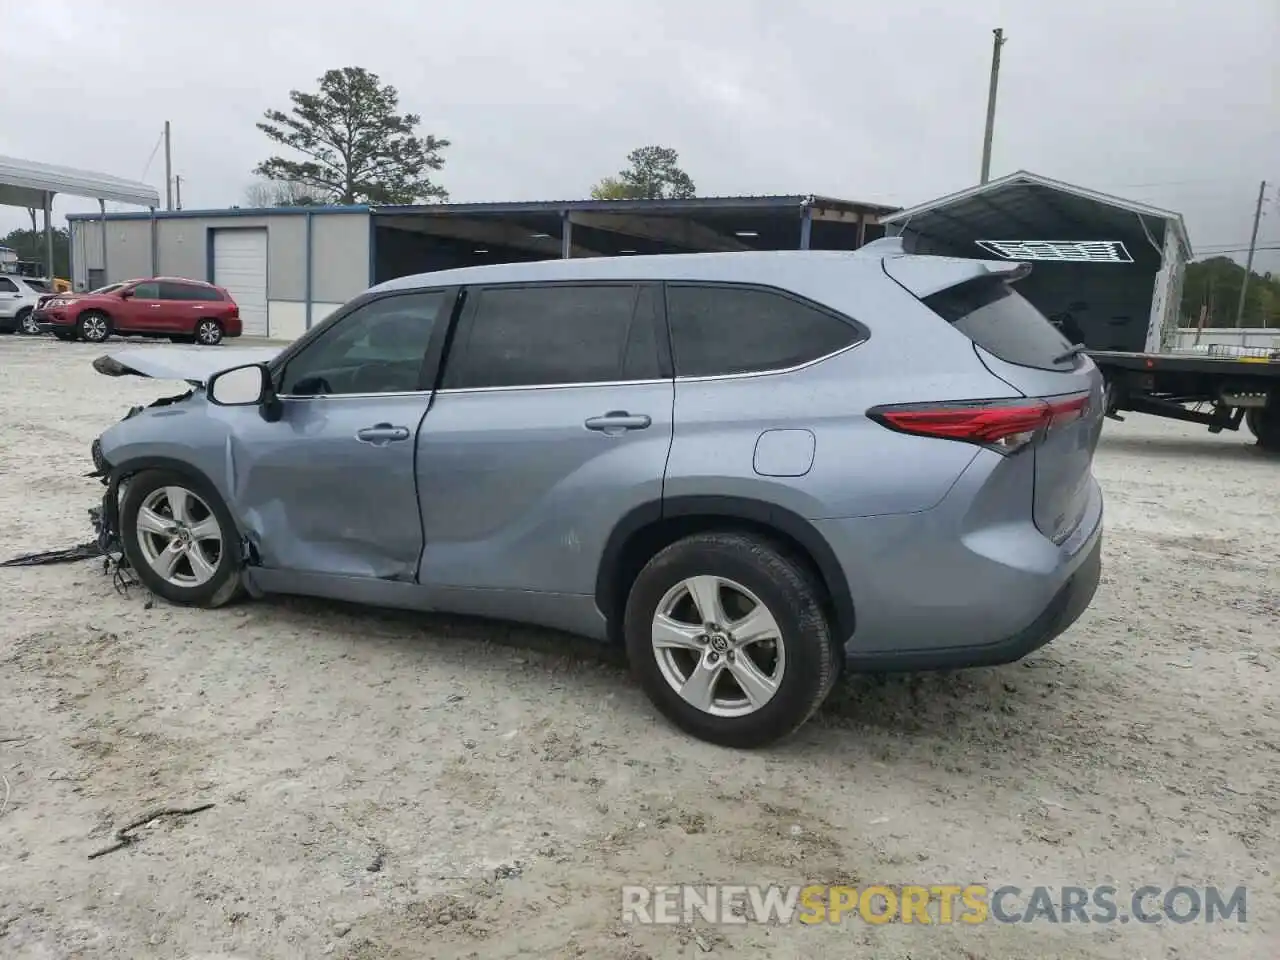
[842,531,1101,671]
[816,452,1105,671]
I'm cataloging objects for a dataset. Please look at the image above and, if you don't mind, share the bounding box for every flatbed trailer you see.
[1089,349,1280,451]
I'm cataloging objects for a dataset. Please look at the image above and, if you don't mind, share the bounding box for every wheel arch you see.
[596,495,855,644]
[106,455,240,536]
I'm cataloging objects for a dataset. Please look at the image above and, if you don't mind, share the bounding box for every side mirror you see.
[207,363,271,406]
[118,288,133,299]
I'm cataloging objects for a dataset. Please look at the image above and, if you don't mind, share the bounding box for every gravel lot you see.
[1,336,1277,960]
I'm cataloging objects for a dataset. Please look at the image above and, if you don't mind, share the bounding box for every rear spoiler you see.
[881,254,1031,300]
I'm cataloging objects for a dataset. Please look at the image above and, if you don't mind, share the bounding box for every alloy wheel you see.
[651,575,786,718]
[81,314,108,342]
[197,320,222,345]
[134,486,223,587]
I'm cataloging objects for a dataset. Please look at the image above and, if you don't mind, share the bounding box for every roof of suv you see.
[373,250,879,294]
[372,246,1028,303]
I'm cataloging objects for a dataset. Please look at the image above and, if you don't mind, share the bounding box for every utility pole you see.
[175,175,182,211]
[1234,179,1267,326]
[980,28,1006,184]
[163,121,173,211]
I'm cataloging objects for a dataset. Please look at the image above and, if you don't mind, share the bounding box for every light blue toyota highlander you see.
[89,241,1105,747]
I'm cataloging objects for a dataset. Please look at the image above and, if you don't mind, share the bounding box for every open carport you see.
[0,155,160,285]
[371,194,900,284]
[880,171,1192,353]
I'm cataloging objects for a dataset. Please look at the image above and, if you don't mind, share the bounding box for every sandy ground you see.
[0,335,1277,960]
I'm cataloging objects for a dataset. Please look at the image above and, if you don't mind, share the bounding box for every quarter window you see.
[665,284,863,377]
[280,291,448,396]
[444,283,661,389]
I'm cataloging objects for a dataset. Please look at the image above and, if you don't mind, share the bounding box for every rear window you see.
[924,276,1073,371]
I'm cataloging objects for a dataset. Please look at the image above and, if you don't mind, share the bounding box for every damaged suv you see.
[90,245,1105,747]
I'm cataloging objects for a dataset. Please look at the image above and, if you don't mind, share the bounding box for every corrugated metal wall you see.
[70,210,371,339]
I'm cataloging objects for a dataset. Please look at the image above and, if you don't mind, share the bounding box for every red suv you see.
[36,278,242,346]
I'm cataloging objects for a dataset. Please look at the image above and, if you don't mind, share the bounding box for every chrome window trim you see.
[431,336,866,395]
[272,330,867,400]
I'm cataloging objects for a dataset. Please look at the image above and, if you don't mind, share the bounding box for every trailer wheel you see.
[1247,406,1280,452]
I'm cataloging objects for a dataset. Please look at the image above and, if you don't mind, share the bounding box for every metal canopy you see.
[879,170,1192,261]
[0,155,160,208]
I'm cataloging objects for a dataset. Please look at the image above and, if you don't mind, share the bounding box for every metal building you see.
[68,194,898,340]
[880,170,1192,352]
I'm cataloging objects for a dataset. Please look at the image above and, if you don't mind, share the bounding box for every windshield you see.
[24,279,51,293]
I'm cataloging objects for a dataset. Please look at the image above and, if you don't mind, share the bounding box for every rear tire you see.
[77,310,111,343]
[1247,406,1280,453]
[195,319,224,346]
[623,532,838,748]
[119,469,243,608]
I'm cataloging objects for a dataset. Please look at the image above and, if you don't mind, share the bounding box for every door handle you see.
[584,411,651,432]
[356,423,411,445]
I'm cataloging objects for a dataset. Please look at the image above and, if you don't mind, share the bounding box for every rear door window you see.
[0,278,18,293]
[924,276,1073,371]
[159,281,195,300]
[665,283,863,378]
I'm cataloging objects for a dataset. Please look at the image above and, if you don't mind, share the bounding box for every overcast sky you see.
[2,0,1276,268]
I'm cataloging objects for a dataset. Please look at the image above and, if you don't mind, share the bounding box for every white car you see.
[0,275,51,335]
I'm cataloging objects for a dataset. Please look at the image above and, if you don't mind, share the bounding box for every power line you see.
[1194,245,1280,255]
[138,127,165,182]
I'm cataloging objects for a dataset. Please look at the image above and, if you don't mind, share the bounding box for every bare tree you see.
[244,179,329,208]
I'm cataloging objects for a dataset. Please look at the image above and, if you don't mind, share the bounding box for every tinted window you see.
[24,279,51,293]
[280,291,447,396]
[924,277,1072,371]
[444,283,660,389]
[132,282,160,299]
[666,284,861,377]
[0,278,17,293]
[159,282,194,300]
[193,285,224,301]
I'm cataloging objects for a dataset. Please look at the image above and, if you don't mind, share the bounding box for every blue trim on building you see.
[305,211,314,329]
[67,204,371,222]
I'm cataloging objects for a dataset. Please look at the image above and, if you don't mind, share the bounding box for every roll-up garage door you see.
[213,229,268,337]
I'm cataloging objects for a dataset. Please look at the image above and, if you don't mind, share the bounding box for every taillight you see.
[868,394,1089,455]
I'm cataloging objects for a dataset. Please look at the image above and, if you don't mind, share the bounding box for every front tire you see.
[17,308,39,335]
[77,310,111,343]
[624,532,838,748]
[119,469,243,607]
